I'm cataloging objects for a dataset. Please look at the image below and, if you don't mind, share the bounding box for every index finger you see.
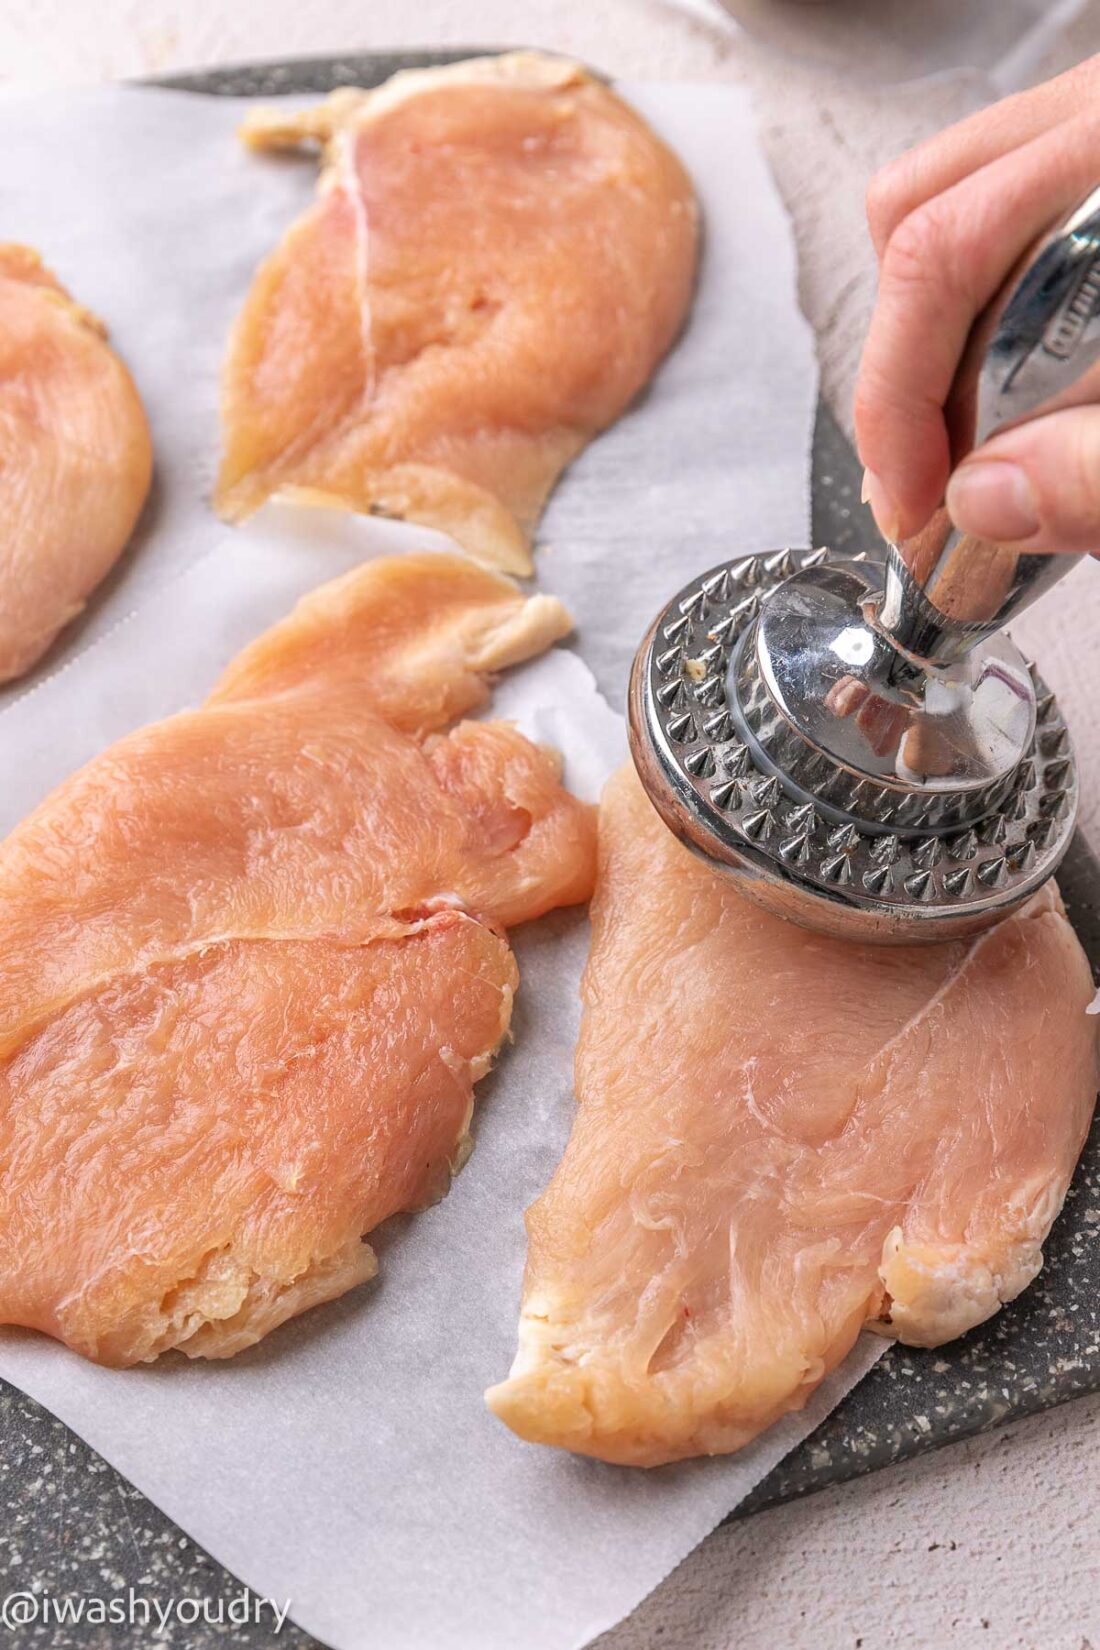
[866,55,1100,260]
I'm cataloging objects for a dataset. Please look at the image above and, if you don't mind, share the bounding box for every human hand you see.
[854,55,1100,557]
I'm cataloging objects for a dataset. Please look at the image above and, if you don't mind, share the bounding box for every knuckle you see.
[1065,415,1100,520]
[882,192,990,312]
[881,200,952,294]
[853,367,905,465]
[865,151,921,250]
[1060,104,1100,154]
[854,356,926,434]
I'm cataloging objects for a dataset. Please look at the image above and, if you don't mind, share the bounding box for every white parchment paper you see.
[0,76,884,1650]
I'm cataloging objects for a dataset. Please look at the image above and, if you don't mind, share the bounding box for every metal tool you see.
[630,186,1100,941]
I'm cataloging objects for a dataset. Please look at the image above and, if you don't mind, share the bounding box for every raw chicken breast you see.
[487,764,1098,1466]
[0,554,596,1366]
[215,53,698,574]
[0,245,152,682]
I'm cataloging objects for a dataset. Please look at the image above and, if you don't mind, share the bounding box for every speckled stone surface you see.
[0,54,1097,1650]
[0,1382,315,1646]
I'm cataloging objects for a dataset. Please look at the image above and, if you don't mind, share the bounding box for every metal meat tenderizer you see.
[629,187,1100,941]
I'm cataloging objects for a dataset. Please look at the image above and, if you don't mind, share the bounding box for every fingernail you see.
[861,469,901,542]
[946,461,1040,543]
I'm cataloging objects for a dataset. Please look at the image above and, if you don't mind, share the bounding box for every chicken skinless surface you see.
[215,53,699,574]
[0,245,152,682]
[487,765,1099,1466]
[0,554,596,1367]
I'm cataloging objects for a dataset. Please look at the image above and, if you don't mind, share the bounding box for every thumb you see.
[945,404,1100,556]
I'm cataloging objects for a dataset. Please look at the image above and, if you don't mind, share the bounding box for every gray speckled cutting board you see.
[0,51,1097,1649]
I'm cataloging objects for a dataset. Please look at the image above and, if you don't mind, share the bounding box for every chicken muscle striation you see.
[0,554,596,1366]
[0,245,152,682]
[215,53,698,573]
[487,765,1099,1466]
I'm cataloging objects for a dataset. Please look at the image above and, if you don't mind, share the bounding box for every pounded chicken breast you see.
[487,765,1098,1466]
[0,245,152,681]
[0,554,596,1366]
[215,53,698,573]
